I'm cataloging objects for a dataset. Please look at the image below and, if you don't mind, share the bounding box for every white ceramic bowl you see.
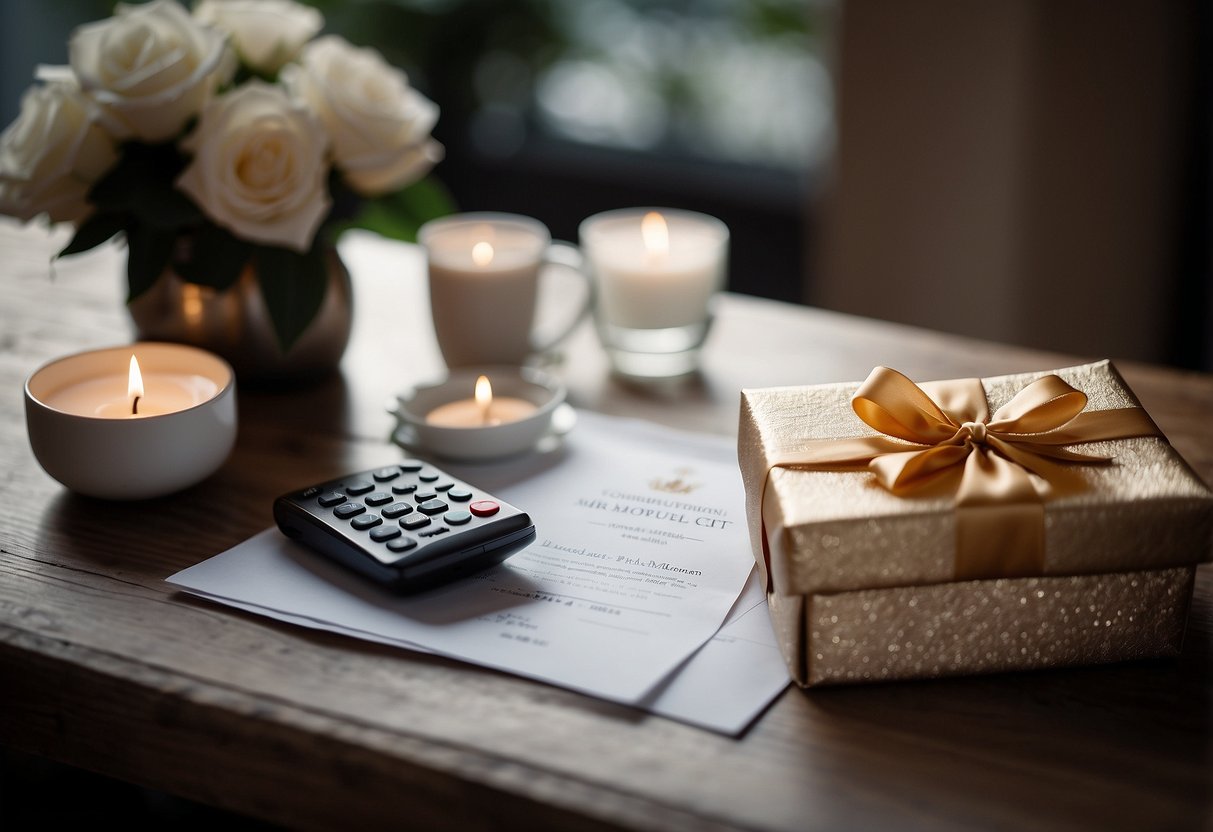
[25,342,237,500]
[393,366,567,462]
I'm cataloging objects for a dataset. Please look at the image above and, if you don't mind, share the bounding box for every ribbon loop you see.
[852,367,965,445]
[988,374,1088,432]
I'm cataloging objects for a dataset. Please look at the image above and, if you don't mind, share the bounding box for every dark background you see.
[2,0,1209,369]
[1,0,826,308]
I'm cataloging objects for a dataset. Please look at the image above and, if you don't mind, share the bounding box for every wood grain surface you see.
[1,220,1210,831]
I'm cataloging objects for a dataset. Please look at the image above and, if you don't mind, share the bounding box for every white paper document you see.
[168,411,789,734]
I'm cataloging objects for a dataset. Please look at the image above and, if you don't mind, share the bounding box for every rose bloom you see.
[176,81,330,252]
[283,35,443,196]
[0,79,118,224]
[69,0,232,142]
[194,0,324,75]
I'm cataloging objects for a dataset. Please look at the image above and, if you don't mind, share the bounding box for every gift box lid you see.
[738,360,1213,597]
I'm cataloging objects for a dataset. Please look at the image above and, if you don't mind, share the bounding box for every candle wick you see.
[132,395,140,415]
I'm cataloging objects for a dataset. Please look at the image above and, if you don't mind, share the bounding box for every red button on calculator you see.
[469,500,499,517]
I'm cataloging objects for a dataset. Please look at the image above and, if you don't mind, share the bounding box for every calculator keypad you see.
[276,462,534,589]
[319,461,497,551]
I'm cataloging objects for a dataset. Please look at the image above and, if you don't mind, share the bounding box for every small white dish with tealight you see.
[390,365,575,462]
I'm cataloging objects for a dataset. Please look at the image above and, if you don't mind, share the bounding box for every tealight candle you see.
[426,374,539,428]
[24,342,237,500]
[393,366,567,462]
[41,354,220,418]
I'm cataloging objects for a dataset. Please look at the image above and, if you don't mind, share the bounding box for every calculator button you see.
[370,525,401,542]
[434,482,454,492]
[399,461,423,473]
[387,535,418,552]
[351,513,382,530]
[382,502,413,519]
[372,467,401,482]
[418,471,440,483]
[317,491,345,507]
[334,502,365,519]
[346,480,374,495]
[413,491,437,503]
[392,483,418,495]
[418,499,448,515]
[446,511,472,526]
[365,491,392,506]
[447,488,473,502]
[469,500,499,517]
[401,514,431,530]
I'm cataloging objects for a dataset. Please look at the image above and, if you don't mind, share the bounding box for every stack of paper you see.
[168,412,790,735]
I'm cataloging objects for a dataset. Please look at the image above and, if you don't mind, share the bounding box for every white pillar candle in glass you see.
[580,207,729,378]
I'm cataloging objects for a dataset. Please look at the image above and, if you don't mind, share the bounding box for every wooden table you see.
[2,220,1210,831]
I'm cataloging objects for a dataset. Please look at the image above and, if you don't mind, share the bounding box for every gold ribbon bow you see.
[762,366,1160,586]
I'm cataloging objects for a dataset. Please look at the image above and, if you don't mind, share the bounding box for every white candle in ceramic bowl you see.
[419,212,592,369]
[24,342,237,500]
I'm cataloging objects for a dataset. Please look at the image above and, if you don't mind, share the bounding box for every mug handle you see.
[530,241,593,356]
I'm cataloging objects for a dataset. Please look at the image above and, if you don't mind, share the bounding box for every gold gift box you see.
[738,360,1213,686]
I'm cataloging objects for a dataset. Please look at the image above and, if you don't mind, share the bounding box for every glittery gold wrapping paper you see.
[769,567,1194,686]
[739,361,1213,686]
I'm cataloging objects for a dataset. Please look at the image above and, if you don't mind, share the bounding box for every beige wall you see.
[813,0,1197,364]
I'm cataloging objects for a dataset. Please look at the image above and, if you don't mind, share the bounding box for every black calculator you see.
[273,461,535,593]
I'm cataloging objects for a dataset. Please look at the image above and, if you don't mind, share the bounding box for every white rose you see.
[0,79,118,224]
[194,0,323,75]
[69,0,232,142]
[282,35,443,196]
[176,81,330,251]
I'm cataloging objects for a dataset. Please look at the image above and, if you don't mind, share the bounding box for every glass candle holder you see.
[579,207,729,379]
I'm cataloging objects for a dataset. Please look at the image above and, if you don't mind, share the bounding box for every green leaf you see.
[254,244,329,352]
[174,223,254,291]
[57,210,130,258]
[125,223,176,302]
[338,176,457,243]
[89,142,202,229]
[392,176,458,226]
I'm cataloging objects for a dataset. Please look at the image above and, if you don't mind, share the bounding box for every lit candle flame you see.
[128,354,144,415]
[182,283,205,328]
[472,241,495,267]
[641,211,669,257]
[475,374,493,424]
